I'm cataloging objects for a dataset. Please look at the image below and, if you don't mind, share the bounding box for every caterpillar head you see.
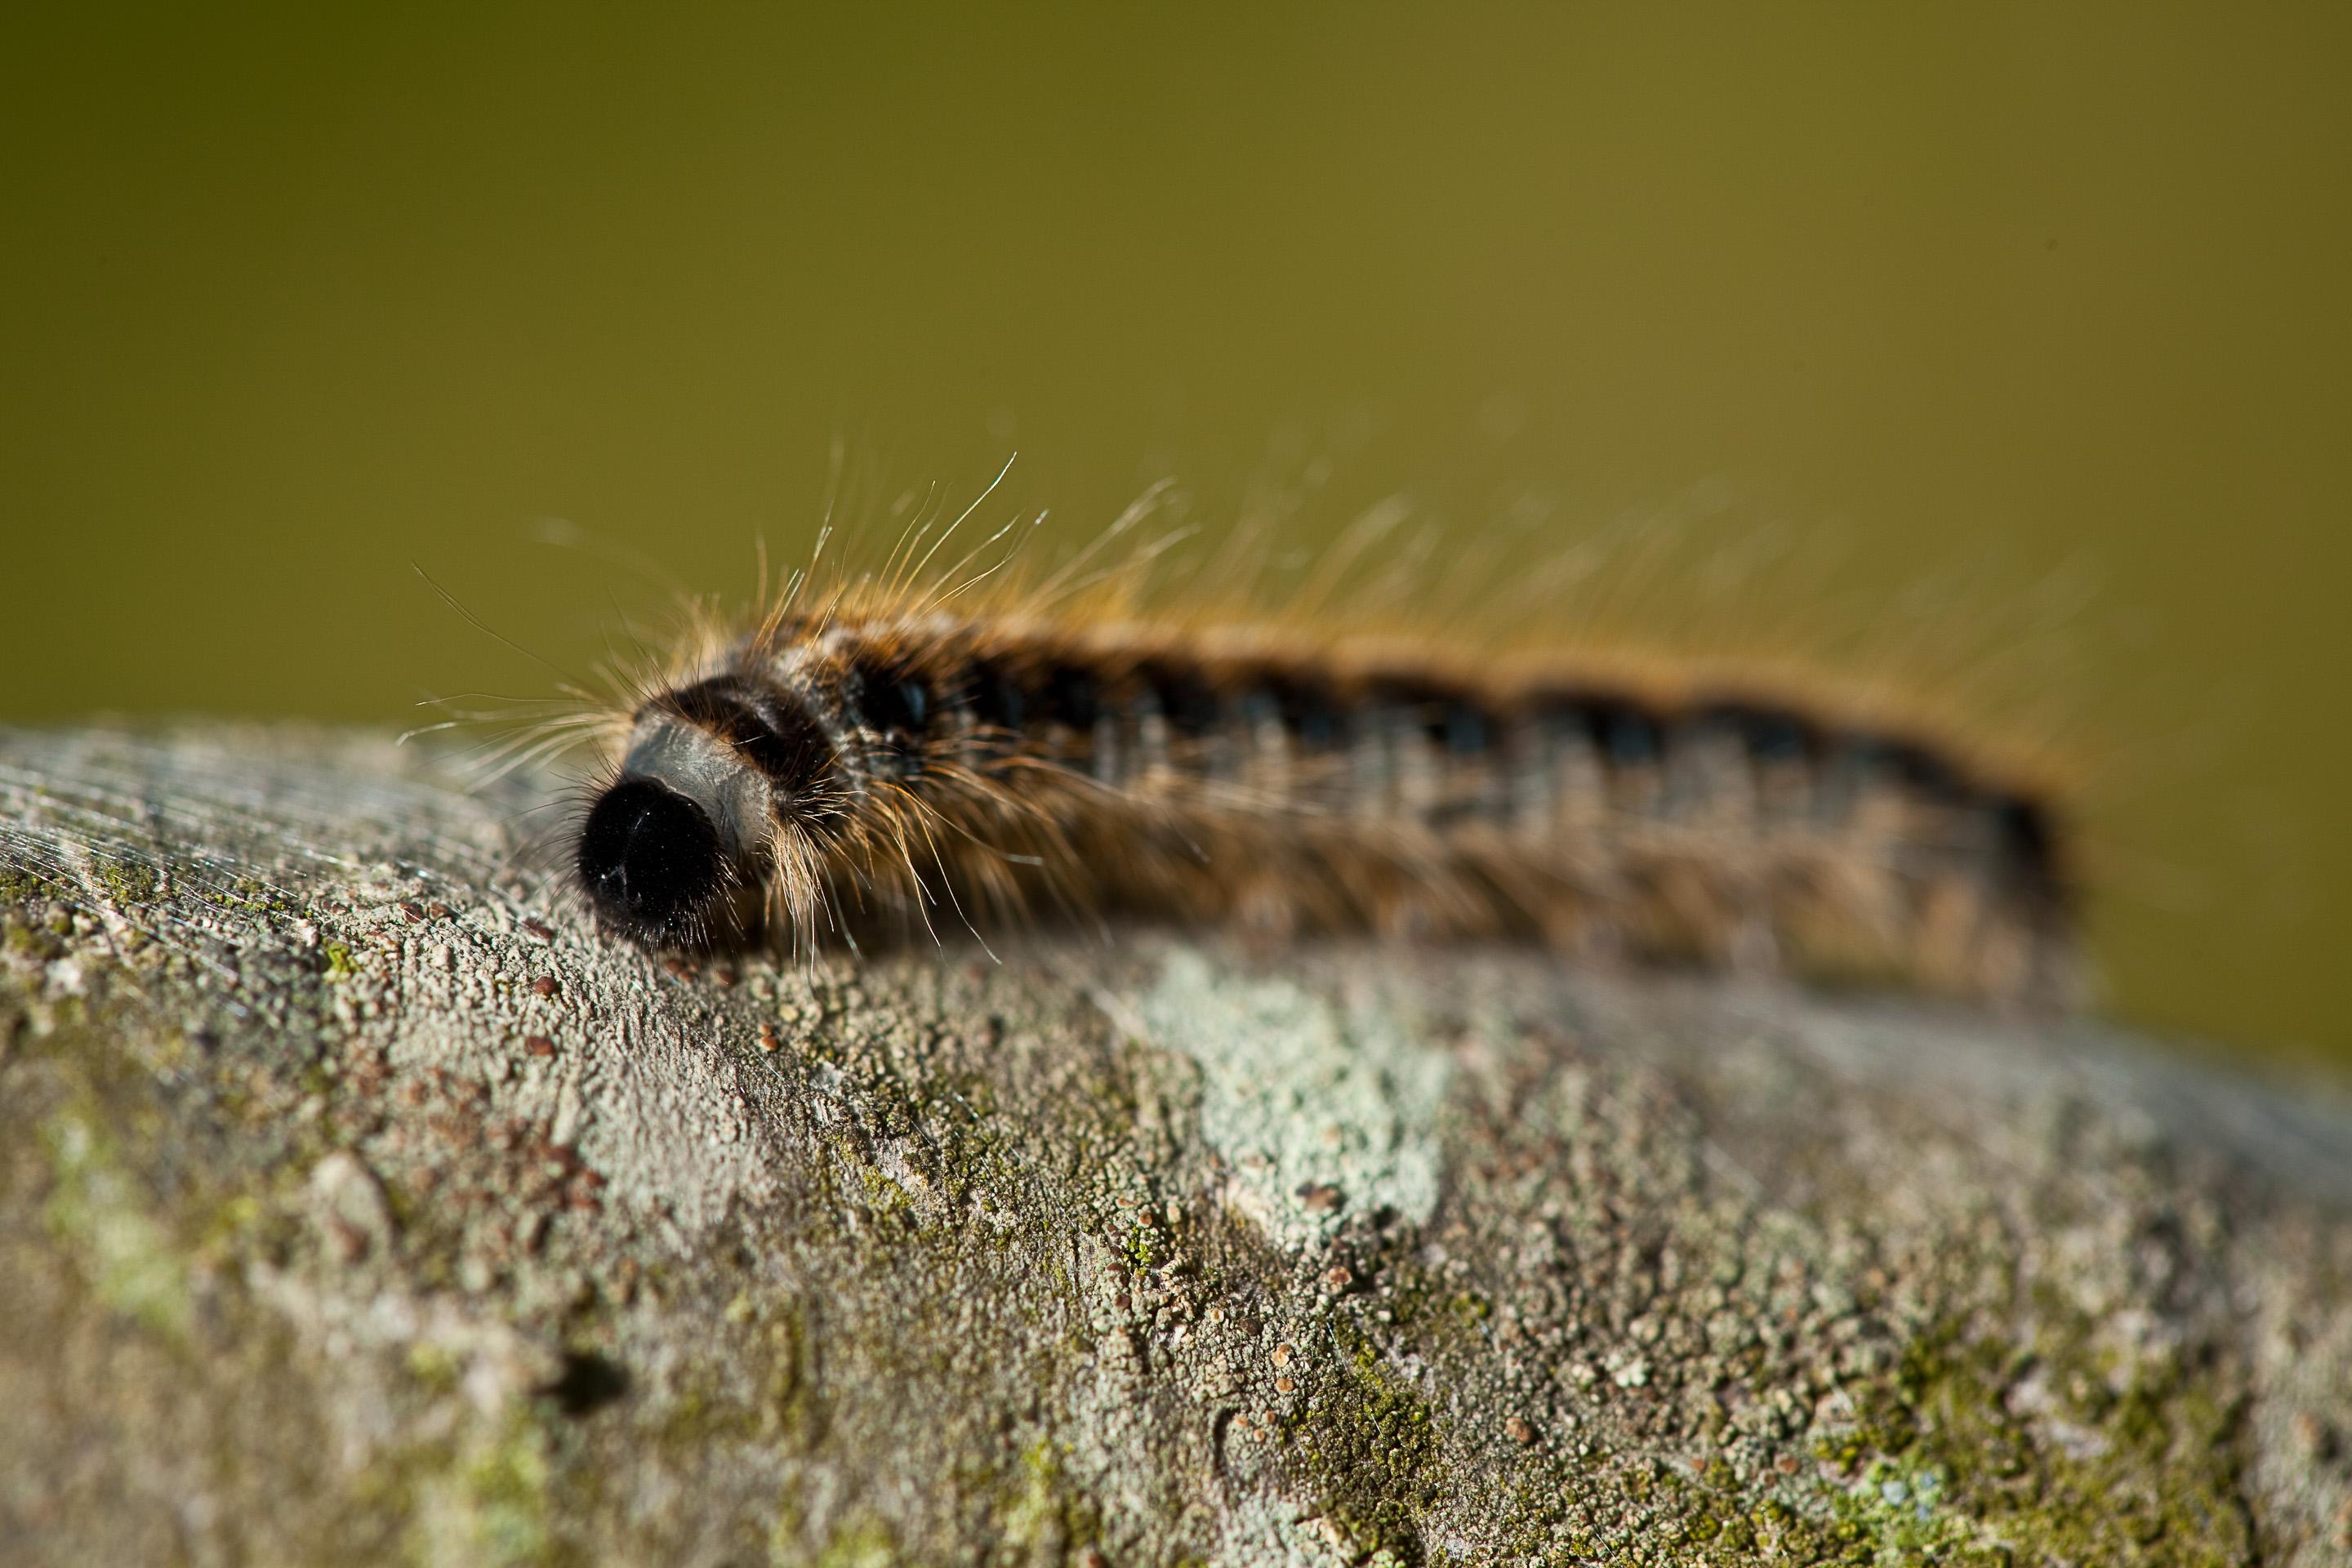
[576,674,840,952]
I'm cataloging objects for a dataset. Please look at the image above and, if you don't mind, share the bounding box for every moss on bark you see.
[2,725,2348,1566]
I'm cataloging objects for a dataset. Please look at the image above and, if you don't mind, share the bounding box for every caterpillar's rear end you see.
[573,608,2076,1007]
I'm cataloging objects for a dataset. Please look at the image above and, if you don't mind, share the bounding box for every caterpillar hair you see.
[521,485,2078,1007]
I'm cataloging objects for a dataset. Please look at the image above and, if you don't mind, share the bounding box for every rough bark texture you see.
[1,725,2348,1568]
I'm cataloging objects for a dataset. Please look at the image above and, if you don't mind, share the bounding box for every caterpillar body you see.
[564,546,2076,1005]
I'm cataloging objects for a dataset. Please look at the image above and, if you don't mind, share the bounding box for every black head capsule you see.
[578,672,846,951]
[577,777,728,947]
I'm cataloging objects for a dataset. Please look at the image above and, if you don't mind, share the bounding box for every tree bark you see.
[2,724,2347,1567]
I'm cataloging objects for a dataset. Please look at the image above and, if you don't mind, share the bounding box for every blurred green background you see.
[3,6,2345,1062]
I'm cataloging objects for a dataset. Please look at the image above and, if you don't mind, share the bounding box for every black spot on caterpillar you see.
[531,497,2079,1009]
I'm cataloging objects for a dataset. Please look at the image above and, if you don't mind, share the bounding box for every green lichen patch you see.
[807,1511,898,1568]
[1287,1332,1442,1564]
[1850,1315,2255,1566]
[994,1438,1104,1561]
[0,858,64,906]
[407,1414,560,1568]
[89,852,161,910]
[2,902,71,963]
[38,1107,194,1341]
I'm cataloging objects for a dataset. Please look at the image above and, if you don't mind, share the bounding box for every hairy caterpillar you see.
[532,492,2077,1006]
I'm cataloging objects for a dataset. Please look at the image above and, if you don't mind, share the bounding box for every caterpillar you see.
[542,498,2078,1006]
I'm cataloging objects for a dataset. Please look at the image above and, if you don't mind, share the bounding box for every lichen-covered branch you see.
[1,725,2348,1566]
